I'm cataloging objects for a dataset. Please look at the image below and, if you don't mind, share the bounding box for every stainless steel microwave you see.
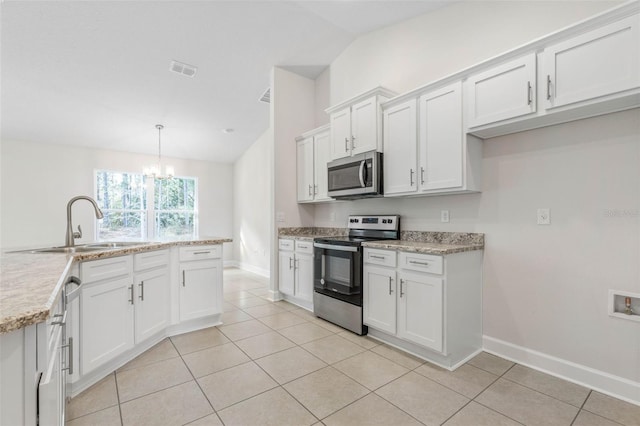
[327,151,383,200]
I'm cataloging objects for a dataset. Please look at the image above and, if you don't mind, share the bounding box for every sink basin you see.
[26,246,107,254]
[10,241,152,254]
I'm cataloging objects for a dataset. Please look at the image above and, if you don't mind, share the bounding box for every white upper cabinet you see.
[296,125,331,203]
[296,136,314,202]
[466,53,537,128]
[326,87,396,160]
[313,130,331,201]
[330,108,352,160]
[543,15,640,110]
[350,97,379,156]
[382,81,481,198]
[419,82,463,192]
[383,99,417,196]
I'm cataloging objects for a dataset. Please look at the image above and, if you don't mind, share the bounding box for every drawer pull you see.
[370,255,386,260]
[193,251,211,255]
[298,245,308,249]
[409,260,429,266]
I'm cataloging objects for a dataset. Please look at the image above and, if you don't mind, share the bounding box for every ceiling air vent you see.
[259,88,271,104]
[169,60,197,78]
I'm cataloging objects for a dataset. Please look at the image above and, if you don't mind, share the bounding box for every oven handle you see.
[313,242,359,252]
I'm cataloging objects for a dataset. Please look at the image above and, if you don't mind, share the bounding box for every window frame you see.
[94,169,198,241]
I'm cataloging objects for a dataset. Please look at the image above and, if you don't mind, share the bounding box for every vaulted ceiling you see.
[1,1,453,162]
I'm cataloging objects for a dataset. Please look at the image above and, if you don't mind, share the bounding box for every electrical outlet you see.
[441,210,450,223]
[276,212,285,222]
[537,208,550,225]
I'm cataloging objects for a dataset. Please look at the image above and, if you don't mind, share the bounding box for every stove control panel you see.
[347,215,399,231]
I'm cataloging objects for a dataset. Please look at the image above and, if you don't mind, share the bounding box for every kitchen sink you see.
[10,241,152,254]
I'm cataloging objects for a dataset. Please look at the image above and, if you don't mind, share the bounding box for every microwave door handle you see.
[358,160,366,187]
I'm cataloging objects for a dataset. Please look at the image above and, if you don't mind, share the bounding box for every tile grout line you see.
[113,372,125,426]
[166,334,225,425]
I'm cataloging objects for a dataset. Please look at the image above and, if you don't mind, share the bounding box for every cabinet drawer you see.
[178,245,221,261]
[295,240,314,254]
[279,239,294,251]
[364,248,396,267]
[134,249,169,272]
[81,255,132,283]
[398,252,443,275]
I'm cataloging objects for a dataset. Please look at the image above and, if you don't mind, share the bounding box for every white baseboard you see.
[225,260,270,278]
[483,335,640,406]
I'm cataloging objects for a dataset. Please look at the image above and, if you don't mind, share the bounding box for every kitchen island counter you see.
[0,238,232,334]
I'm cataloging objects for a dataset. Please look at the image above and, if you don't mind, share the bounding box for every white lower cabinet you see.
[363,247,482,369]
[80,250,170,375]
[81,265,135,375]
[278,239,314,308]
[397,271,443,352]
[363,265,396,334]
[178,245,223,321]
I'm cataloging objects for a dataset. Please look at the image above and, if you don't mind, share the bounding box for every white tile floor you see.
[67,268,640,426]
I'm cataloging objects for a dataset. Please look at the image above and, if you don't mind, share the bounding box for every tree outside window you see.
[95,170,197,241]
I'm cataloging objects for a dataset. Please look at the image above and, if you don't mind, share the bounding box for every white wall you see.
[315,67,330,127]
[314,0,639,401]
[232,130,271,276]
[272,67,316,229]
[0,140,234,259]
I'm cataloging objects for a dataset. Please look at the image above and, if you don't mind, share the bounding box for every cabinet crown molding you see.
[325,86,397,114]
[296,123,330,141]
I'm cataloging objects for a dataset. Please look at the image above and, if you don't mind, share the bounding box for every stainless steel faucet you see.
[65,196,104,247]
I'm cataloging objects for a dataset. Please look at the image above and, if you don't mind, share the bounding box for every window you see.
[95,170,197,241]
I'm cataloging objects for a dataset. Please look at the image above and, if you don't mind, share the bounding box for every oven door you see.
[313,242,362,306]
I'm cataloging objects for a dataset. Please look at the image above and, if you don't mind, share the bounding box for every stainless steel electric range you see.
[313,215,400,335]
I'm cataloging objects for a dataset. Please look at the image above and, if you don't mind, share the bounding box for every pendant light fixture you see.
[143,124,174,179]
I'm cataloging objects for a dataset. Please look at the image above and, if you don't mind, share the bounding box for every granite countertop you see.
[362,231,484,255]
[362,240,484,255]
[278,227,346,241]
[0,237,232,335]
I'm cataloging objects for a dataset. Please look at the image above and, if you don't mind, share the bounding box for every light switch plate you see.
[537,208,550,225]
[441,210,450,223]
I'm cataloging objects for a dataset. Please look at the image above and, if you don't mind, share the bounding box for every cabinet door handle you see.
[527,81,532,105]
[314,184,318,195]
[546,75,552,100]
[51,311,67,326]
[409,260,430,266]
[294,258,299,270]
[420,167,425,185]
[409,169,415,186]
[388,277,394,295]
[308,184,313,196]
[344,137,349,152]
[182,270,186,287]
[139,281,144,301]
[400,279,405,298]
[289,257,293,269]
[128,284,134,304]
[351,135,355,150]
[61,337,74,375]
